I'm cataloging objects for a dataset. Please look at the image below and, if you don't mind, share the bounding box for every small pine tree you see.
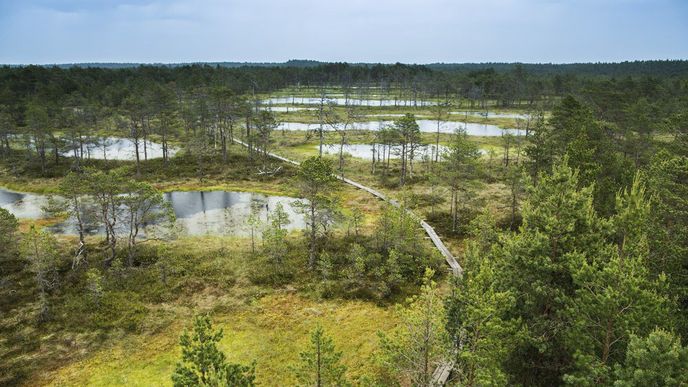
[247,208,262,255]
[262,202,290,263]
[20,226,60,321]
[0,208,18,266]
[318,251,334,281]
[172,315,255,387]
[378,268,448,386]
[383,249,402,293]
[85,268,104,306]
[292,325,349,387]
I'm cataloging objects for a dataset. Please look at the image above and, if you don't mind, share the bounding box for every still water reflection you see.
[0,188,305,237]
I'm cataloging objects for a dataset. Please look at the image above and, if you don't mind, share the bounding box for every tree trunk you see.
[221,128,228,164]
[128,211,136,267]
[371,143,376,174]
[73,197,86,269]
[143,120,149,161]
[309,203,317,269]
[338,134,345,174]
[52,138,59,165]
[134,136,141,176]
[400,143,407,186]
[386,144,391,175]
[435,120,441,163]
[451,188,459,233]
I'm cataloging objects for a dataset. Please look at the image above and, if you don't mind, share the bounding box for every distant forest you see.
[7,59,688,75]
[2,60,687,123]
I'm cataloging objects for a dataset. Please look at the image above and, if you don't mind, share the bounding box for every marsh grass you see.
[39,293,394,386]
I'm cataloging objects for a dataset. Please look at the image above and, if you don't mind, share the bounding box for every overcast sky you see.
[0,0,686,64]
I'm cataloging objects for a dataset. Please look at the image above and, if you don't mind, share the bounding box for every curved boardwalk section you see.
[233,138,463,275]
[234,138,460,385]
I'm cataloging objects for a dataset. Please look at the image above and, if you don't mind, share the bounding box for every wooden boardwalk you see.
[234,139,460,384]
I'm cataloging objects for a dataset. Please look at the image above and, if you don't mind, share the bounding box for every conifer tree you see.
[292,325,349,387]
[262,202,290,263]
[446,240,518,386]
[647,150,688,336]
[293,156,339,269]
[20,226,60,321]
[492,159,608,384]
[0,208,18,266]
[172,315,255,387]
[379,269,447,386]
[613,329,688,386]
[563,177,670,384]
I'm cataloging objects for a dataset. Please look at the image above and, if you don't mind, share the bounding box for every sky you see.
[0,0,687,64]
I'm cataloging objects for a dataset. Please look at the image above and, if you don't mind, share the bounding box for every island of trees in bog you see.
[1,60,687,386]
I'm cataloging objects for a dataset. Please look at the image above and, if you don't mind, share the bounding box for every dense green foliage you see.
[446,161,686,385]
[613,329,688,386]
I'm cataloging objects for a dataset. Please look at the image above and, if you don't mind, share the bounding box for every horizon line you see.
[3,58,688,67]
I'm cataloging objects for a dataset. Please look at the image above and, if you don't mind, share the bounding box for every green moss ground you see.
[37,293,393,386]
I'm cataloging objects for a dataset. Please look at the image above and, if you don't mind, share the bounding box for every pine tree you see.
[647,150,688,336]
[292,325,349,387]
[378,269,448,386]
[492,159,608,384]
[59,172,90,269]
[613,329,688,387]
[293,156,339,269]
[121,181,173,267]
[172,315,255,387]
[262,202,290,263]
[446,240,519,386]
[443,128,481,233]
[393,113,422,185]
[531,96,630,214]
[0,208,18,265]
[20,226,60,321]
[563,179,670,384]
[524,111,553,179]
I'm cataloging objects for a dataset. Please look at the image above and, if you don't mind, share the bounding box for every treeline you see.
[428,60,688,76]
[2,60,688,123]
[19,59,688,77]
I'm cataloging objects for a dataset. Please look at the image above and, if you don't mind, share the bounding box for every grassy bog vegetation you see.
[1,61,688,386]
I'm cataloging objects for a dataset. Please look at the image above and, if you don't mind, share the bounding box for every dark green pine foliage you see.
[529,95,632,214]
[563,175,670,385]
[524,112,554,180]
[172,315,255,387]
[487,161,670,385]
[647,149,688,337]
[0,208,18,264]
[494,159,609,385]
[445,212,520,386]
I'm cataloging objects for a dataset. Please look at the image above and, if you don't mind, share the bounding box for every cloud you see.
[0,0,686,64]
